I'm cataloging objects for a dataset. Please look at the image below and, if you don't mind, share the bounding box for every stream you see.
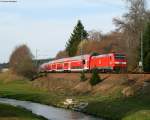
[0,98,103,120]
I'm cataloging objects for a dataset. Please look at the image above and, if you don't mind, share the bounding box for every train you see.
[39,53,127,73]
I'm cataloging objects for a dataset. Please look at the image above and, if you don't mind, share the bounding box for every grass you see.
[0,80,66,106]
[79,88,150,120]
[0,103,46,120]
[0,72,150,120]
[122,110,150,120]
[0,72,66,106]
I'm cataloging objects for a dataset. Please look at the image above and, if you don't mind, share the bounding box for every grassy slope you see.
[0,72,150,120]
[0,72,66,106]
[0,72,48,120]
[84,94,150,120]
[0,103,46,120]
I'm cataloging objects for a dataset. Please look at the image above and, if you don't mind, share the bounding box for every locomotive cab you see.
[113,53,127,72]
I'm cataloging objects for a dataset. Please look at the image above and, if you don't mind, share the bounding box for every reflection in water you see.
[0,98,103,120]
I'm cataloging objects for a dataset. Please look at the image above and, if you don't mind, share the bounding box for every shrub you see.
[90,68,102,86]
[55,50,68,59]
[91,52,99,56]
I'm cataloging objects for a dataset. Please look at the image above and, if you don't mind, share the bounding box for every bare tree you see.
[9,44,36,79]
[55,50,68,59]
[113,0,147,71]
[88,30,103,41]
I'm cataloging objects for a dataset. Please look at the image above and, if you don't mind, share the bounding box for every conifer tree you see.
[90,68,102,86]
[143,22,150,71]
[66,20,88,57]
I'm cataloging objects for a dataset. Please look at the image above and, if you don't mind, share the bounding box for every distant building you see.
[1,68,9,73]
[0,63,9,69]
[0,63,9,72]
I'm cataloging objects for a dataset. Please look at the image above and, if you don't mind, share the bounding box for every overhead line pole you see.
[81,31,84,72]
[35,49,38,67]
[140,32,144,72]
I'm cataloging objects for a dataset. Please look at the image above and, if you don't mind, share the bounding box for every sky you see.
[0,0,148,63]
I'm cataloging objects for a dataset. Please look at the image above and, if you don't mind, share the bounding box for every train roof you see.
[94,53,126,57]
[93,53,112,58]
[49,54,91,64]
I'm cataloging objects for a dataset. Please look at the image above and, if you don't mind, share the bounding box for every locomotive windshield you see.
[115,54,126,60]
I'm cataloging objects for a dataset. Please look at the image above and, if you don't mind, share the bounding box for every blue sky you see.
[0,0,148,62]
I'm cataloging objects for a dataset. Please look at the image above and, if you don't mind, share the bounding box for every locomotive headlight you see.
[122,62,127,65]
[115,62,126,64]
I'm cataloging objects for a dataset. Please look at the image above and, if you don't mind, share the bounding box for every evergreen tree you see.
[143,22,150,72]
[90,69,102,86]
[144,53,150,71]
[66,20,88,57]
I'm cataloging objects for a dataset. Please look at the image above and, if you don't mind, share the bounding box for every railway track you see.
[31,72,150,80]
[39,71,150,75]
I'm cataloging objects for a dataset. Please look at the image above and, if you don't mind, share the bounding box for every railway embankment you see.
[0,71,150,120]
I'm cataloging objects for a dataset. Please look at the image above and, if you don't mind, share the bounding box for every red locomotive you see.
[39,53,127,73]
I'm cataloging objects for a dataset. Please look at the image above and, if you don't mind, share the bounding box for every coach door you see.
[64,62,69,71]
[105,56,109,69]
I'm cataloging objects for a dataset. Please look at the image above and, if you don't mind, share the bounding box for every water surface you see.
[0,98,103,120]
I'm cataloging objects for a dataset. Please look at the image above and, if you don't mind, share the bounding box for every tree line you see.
[57,0,150,72]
